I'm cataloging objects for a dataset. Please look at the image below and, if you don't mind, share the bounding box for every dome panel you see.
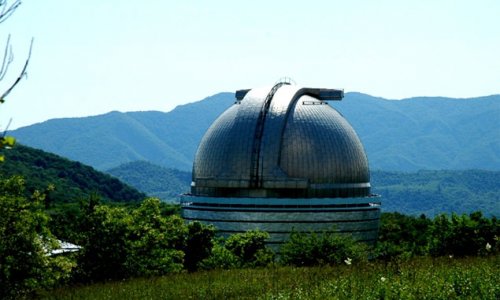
[280,95,370,184]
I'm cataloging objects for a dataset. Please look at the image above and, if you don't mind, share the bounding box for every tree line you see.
[0,174,498,299]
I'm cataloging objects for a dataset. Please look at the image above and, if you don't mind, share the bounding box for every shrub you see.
[225,230,274,267]
[199,240,240,270]
[429,212,499,257]
[200,230,275,269]
[125,198,186,277]
[280,230,368,266]
[76,197,187,281]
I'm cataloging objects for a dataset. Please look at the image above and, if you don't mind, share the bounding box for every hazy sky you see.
[0,0,499,129]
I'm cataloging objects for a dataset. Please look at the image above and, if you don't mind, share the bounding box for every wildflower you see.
[380,277,386,282]
[485,242,492,251]
[344,258,352,265]
[449,255,453,259]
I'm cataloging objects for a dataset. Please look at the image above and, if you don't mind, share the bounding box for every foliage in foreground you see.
[280,230,368,267]
[376,212,498,260]
[43,255,499,300]
[2,172,498,298]
[0,176,75,299]
[74,197,206,282]
[200,230,274,270]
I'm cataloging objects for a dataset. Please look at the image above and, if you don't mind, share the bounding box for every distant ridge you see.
[11,92,500,171]
[12,93,234,171]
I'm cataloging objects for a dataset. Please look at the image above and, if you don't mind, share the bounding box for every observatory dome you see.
[182,82,381,247]
[192,84,370,198]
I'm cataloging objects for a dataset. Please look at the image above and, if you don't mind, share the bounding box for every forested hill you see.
[0,145,146,204]
[107,161,191,201]
[371,170,500,217]
[11,92,500,171]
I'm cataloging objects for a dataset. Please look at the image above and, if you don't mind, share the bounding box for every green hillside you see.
[11,92,500,172]
[371,170,500,216]
[107,161,191,201]
[0,144,146,204]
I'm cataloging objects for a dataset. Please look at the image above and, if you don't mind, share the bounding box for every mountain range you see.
[11,92,500,172]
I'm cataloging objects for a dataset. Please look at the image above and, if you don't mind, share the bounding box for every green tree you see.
[429,212,499,257]
[375,212,432,259]
[280,230,368,266]
[198,239,240,270]
[225,230,274,267]
[125,198,185,276]
[75,200,132,282]
[0,176,75,299]
[76,197,189,281]
[183,221,216,272]
[200,230,274,270]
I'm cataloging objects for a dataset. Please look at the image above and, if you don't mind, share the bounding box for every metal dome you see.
[182,82,380,248]
[192,83,371,198]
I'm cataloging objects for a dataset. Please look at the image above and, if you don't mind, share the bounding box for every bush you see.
[429,212,499,257]
[200,230,275,269]
[280,230,368,266]
[199,240,240,270]
[76,197,187,281]
[125,198,186,277]
[75,203,132,282]
[375,213,432,260]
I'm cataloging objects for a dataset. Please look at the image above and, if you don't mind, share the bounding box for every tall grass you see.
[42,255,498,299]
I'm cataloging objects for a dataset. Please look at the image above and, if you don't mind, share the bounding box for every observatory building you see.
[181,81,381,247]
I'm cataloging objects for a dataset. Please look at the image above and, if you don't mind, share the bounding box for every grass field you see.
[42,255,499,299]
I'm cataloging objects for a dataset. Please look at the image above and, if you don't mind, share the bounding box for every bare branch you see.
[0,37,33,102]
[0,34,13,80]
[0,0,21,24]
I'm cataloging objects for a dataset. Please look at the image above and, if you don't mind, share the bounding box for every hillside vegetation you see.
[0,144,145,204]
[107,161,191,201]
[11,92,500,171]
[371,170,500,216]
